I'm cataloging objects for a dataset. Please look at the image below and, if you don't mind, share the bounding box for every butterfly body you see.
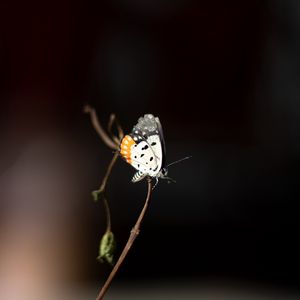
[120,114,168,183]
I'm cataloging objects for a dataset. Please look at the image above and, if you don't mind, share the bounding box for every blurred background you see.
[1,0,300,299]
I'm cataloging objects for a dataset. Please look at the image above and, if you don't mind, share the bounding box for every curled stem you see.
[85,105,121,233]
[84,105,118,150]
[108,114,124,146]
[95,178,153,300]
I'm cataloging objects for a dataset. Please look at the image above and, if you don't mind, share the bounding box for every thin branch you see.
[99,152,119,232]
[102,197,111,233]
[91,140,119,234]
[107,114,124,146]
[85,105,154,300]
[84,105,118,150]
[95,177,153,300]
[98,151,119,194]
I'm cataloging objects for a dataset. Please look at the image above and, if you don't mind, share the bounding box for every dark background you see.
[0,0,300,298]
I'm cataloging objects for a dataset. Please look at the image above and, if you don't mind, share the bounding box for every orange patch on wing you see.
[120,135,136,164]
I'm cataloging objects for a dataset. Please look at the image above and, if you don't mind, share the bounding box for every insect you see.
[119,114,190,188]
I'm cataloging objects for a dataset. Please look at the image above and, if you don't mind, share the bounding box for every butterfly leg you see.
[152,177,159,190]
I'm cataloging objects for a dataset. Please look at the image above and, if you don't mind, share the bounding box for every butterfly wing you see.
[120,114,165,180]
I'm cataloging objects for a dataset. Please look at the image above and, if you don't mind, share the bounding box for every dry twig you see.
[96,178,153,300]
[84,105,154,300]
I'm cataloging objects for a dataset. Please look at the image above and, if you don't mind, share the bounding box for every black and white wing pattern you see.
[120,114,166,182]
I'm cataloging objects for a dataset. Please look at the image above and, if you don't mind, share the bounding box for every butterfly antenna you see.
[166,156,192,168]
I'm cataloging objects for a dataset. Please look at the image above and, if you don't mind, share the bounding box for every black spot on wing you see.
[142,145,149,150]
[140,154,144,157]
[150,157,153,161]
[151,142,156,146]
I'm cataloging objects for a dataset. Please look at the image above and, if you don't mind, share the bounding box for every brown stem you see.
[107,114,124,146]
[95,177,153,300]
[84,105,154,299]
[102,197,111,233]
[99,151,119,194]
[99,152,119,232]
[84,105,118,150]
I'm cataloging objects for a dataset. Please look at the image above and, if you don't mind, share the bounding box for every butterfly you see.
[119,114,190,187]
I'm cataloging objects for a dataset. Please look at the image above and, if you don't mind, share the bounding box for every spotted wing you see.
[131,114,165,176]
[119,133,158,175]
[130,136,161,177]
[119,114,165,180]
